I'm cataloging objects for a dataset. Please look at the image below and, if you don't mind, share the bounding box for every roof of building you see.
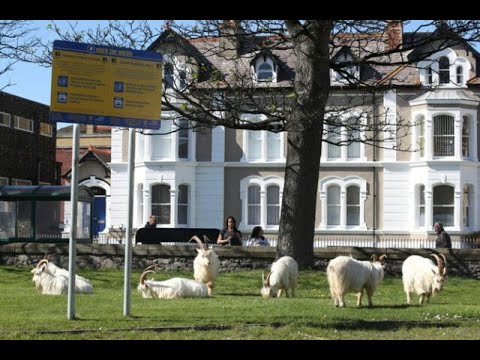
[148,22,479,90]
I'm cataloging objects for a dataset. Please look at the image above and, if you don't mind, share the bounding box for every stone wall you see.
[1,243,480,278]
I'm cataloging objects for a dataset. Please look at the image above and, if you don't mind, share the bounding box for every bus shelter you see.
[0,185,93,243]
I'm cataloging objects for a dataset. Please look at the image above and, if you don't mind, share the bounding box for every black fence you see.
[135,228,220,245]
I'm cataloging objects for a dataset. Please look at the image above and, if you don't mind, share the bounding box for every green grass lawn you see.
[1,266,480,339]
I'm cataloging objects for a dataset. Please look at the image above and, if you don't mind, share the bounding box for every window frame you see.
[319,176,367,230]
[240,176,284,231]
[253,56,277,83]
[241,113,285,163]
[13,116,33,133]
[323,110,367,162]
[0,112,11,128]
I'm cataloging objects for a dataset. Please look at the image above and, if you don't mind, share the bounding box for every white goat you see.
[32,259,93,294]
[327,254,387,308]
[30,261,68,295]
[189,235,220,296]
[402,254,447,305]
[137,265,209,299]
[261,256,298,298]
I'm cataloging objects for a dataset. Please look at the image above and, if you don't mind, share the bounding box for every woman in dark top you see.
[217,216,242,246]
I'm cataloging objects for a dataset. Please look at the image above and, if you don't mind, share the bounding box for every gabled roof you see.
[62,145,111,179]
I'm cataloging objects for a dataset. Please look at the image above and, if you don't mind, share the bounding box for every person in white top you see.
[248,226,270,246]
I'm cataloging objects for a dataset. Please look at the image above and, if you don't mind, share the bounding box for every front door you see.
[92,196,106,236]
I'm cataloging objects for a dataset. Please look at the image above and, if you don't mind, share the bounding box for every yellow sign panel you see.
[50,41,162,129]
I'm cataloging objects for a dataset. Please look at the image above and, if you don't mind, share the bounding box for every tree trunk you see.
[277,20,332,268]
[277,122,323,267]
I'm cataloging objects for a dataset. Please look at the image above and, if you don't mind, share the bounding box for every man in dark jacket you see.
[434,222,451,248]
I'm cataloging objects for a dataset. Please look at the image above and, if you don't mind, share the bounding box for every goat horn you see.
[189,235,207,250]
[379,254,387,264]
[439,254,447,266]
[203,235,211,249]
[370,254,378,262]
[430,254,445,274]
[266,271,272,286]
[36,259,49,269]
[143,264,157,272]
[140,270,156,285]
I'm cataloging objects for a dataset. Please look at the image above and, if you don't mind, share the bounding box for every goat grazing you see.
[261,256,298,298]
[137,265,209,299]
[327,254,387,308]
[31,259,93,294]
[189,235,220,296]
[402,254,447,304]
[30,261,68,295]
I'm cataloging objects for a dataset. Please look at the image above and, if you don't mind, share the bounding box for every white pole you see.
[67,123,80,320]
[123,128,136,316]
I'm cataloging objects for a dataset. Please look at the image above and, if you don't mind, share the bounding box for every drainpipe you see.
[372,91,378,245]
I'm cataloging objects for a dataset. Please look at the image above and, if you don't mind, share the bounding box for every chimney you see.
[219,20,242,59]
[385,20,403,50]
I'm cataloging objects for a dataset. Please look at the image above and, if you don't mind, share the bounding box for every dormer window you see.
[257,62,273,81]
[164,63,174,89]
[418,48,471,87]
[427,67,433,84]
[331,48,359,84]
[163,56,187,91]
[253,55,277,83]
[456,66,464,84]
[439,56,450,84]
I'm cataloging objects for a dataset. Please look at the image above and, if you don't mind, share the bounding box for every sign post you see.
[50,40,162,318]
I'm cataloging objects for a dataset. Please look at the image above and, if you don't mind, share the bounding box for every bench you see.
[135,228,220,245]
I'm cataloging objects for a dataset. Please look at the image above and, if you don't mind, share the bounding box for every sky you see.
[0,20,435,129]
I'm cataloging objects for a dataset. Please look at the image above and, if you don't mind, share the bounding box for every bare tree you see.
[35,20,480,267]
[0,20,39,90]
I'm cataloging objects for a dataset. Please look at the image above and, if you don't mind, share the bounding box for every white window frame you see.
[241,113,285,163]
[239,176,284,231]
[163,55,188,93]
[177,184,189,226]
[330,51,360,85]
[253,56,277,83]
[418,48,471,88]
[462,115,470,158]
[13,116,33,133]
[432,184,455,227]
[411,109,478,162]
[319,176,367,230]
[0,112,11,128]
[12,179,32,186]
[433,114,455,157]
[40,122,53,137]
[414,115,426,159]
[463,184,472,229]
[151,183,171,225]
[322,110,367,162]
[0,177,8,185]
[415,184,426,228]
[148,115,195,162]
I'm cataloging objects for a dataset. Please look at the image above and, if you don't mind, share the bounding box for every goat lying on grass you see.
[137,265,209,299]
[31,259,93,295]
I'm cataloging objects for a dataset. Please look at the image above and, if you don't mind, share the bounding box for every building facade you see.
[109,22,480,243]
[0,91,58,186]
[56,124,111,235]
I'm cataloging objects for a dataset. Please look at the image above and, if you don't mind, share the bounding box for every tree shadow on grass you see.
[304,319,459,331]
[218,292,259,297]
